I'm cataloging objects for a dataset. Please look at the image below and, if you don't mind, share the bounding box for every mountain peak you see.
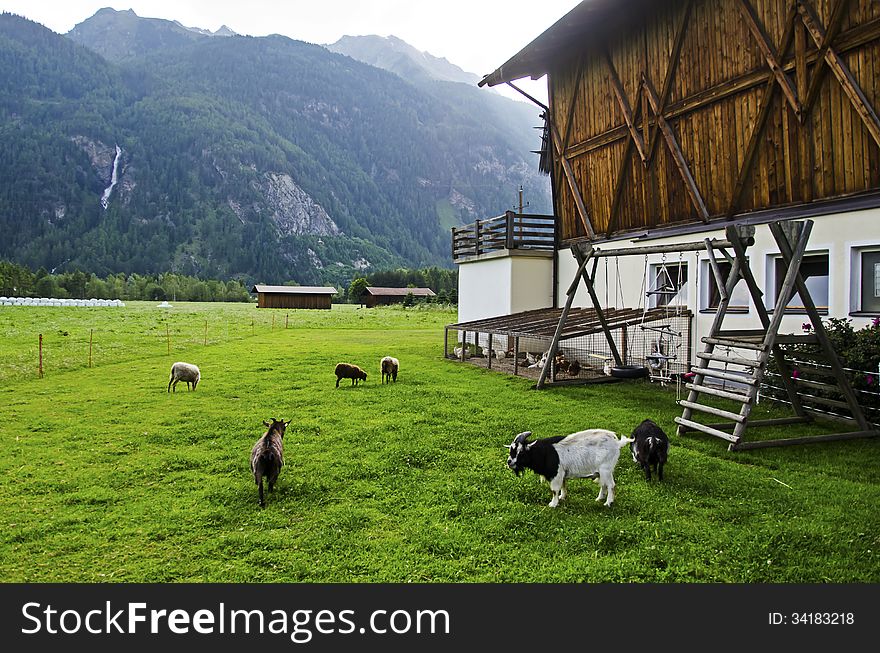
[327,34,480,86]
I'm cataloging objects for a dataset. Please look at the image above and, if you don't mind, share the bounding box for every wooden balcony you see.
[452,211,555,263]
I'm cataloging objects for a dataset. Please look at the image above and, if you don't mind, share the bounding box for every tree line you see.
[0,260,252,302]
[0,259,458,304]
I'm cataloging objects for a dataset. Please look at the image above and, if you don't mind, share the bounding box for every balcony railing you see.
[452,211,555,262]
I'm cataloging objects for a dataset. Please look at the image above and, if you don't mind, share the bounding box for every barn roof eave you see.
[478,0,667,89]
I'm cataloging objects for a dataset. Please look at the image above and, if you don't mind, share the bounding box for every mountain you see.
[327,35,480,86]
[0,9,550,286]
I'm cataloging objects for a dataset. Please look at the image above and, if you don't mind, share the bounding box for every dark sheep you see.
[250,418,289,507]
[630,419,670,481]
[335,362,367,387]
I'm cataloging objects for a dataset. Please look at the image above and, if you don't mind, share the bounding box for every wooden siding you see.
[549,0,880,244]
[256,293,332,309]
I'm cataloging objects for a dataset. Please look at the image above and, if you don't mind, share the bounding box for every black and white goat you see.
[630,419,670,481]
[506,429,633,507]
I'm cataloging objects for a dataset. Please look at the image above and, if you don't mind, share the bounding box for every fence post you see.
[39,334,43,378]
[505,210,516,249]
[89,329,93,368]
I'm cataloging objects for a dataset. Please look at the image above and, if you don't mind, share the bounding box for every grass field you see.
[1,302,878,582]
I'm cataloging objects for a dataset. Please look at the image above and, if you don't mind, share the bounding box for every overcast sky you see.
[0,0,582,103]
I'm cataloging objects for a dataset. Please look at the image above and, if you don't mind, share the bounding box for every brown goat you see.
[335,362,367,387]
[250,418,289,507]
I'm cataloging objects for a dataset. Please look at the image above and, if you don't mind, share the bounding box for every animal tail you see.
[617,435,635,448]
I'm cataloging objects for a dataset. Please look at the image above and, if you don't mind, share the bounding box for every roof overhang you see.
[478,0,669,88]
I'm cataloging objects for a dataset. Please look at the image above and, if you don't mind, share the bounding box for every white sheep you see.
[168,361,200,392]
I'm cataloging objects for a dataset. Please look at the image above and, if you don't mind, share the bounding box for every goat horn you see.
[514,431,532,444]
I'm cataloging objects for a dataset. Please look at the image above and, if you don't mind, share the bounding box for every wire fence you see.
[0,309,295,383]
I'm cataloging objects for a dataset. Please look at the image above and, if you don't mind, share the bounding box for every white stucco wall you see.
[457,252,554,323]
[556,209,880,362]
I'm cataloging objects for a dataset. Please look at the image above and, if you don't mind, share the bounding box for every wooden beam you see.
[801,0,851,112]
[798,0,880,148]
[561,54,585,153]
[642,74,710,222]
[550,120,596,239]
[604,50,647,162]
[736,0,802,119]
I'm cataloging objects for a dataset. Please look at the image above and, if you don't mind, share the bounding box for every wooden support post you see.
[770,221,872,431]
[704,239,729,302]
[460,331,467,361]
[505,211,516,250]
[678,246,745,433]
[444,328,449,359]
[537,246,596,389]
[487,333,493,370]
[514,335,520,376]
[725,224,807,420]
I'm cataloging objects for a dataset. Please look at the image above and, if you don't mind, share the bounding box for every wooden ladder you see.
[676,221,877,450]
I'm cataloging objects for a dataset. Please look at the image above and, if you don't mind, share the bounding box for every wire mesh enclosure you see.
[445,307,692,385]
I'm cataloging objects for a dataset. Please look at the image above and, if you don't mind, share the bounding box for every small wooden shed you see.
[364,286,436,307]
[251,285,337,309]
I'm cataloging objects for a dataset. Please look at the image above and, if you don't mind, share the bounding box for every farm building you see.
[251,285,337,309]
[363,286,436,307]
[454,0,880,449]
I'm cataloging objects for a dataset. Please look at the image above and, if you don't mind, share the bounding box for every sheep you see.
[630,419,670,481]
[335,362,367,387]
[250,418,289,507]
[506,429,633,507]
[167,361,200,392]
[380,356,399,383]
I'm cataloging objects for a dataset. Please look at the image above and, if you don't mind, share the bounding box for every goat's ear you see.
[283,420,291,426]
[263,420,271,427]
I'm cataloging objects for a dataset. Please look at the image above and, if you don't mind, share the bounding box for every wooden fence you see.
[452,211,555,261]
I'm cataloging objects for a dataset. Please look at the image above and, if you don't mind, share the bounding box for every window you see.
[702,259,750,311]
[856,249,880,314]
[649,262,687,308]
[772,253,829,312]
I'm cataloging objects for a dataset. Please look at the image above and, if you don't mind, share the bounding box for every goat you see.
[335,362,367,387]
[630,419,670,481]
[250,418,289,507]
[506,429,633,507]
[167,361,200,392]
[380,356,399,383]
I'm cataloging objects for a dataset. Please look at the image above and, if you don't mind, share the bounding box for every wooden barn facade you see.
[477,0,880,450]
[363,287,436,307]
[480,0,880,243]
[251,285,337,309]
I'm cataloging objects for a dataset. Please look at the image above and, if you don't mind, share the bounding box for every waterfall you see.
[100,144,122,210]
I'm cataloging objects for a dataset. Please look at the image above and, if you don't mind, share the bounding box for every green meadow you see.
[0,302,878,582]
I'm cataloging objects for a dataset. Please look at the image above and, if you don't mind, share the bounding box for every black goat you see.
[630,419,669,481]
